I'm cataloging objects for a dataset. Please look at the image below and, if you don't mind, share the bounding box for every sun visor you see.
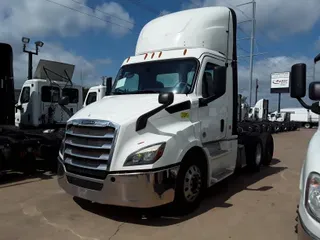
[34,59,75,82]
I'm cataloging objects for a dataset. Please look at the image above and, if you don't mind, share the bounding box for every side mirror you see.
[290,63,306,98]
[106,77,112,95]
[59,96,69,106]
[314,53,320,64]
[158,92,174,105]
[309,82,320,100]
[16,105,23,110]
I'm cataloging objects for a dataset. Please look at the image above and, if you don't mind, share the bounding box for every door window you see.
[85,92,97,105]
[62,88,79,103]
[202,63,226,99]
[41,86,60,102]
[20,86,30,104]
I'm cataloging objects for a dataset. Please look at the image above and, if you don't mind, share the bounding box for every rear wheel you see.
[245,137,263,172]
[173,157,206,215]
[304,123,311,129]
[260,133,274,166]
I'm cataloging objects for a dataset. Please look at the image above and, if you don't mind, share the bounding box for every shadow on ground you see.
[0,160,56,188]
[74,158,286,227]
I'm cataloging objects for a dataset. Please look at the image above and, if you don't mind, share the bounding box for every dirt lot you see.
[0,129,315,240]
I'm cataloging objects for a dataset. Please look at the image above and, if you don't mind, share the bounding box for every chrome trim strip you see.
[65,131,114,139]
[65,158,107,171]
[65,148,109,160]
[65,139,112,150]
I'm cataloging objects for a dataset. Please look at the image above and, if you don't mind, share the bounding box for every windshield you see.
[111,58,198,95]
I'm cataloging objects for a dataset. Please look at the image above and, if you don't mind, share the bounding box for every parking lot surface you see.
[0,129,315,240]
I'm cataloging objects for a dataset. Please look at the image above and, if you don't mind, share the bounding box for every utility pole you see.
[255,78,258,104]
[22,37,44,79]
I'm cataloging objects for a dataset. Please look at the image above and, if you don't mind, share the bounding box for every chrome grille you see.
[63,119,118,180]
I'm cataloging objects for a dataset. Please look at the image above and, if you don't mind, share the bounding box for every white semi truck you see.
[57,7,274,212]
[290,53,320,239]
[269,108,318,129]
[15,59,83,129]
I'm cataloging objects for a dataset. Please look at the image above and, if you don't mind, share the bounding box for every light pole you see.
[22,37,44,79]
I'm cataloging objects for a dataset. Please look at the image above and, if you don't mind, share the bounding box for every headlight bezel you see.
[123,142,166,166]
[305,171,320,222]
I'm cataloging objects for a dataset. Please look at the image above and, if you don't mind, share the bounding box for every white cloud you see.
[13,43,102,88]
[182,0,320,38]
[0,0,134,38]
[0,0,134,87]
[238,55,320,111]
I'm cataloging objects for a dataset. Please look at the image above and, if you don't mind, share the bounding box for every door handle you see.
[220,119,224,132]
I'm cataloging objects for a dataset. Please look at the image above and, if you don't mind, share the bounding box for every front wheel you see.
[304,123,311,129]
[173,157,206,215]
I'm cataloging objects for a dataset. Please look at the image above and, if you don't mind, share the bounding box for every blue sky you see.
[1,0,320,110]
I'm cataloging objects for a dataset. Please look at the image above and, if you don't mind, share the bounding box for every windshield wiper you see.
[130,90,159,94]
[111,89,160,95]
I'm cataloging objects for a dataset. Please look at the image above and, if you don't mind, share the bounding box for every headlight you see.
[124,143,166,166]
[306,172,320,221]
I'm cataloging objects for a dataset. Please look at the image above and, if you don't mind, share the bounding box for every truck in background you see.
[83,77,112,107]
[0,43,75,174]
[15,59,83,129]
[289,53,320,239]
[57,6,275,213]
[269,107,318,129]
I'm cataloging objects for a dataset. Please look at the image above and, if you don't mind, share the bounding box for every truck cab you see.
[57,7,274,212]
[83,85,106,107]
[15,59,83,129]
[289,55,320,239]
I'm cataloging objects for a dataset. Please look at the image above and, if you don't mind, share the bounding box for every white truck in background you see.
[290,53,320,239]
[83,77,112,107]
[57,7,275,212]
[269,108,318,129]
[15,59,83,129]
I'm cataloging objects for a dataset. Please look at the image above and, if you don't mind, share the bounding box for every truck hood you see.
[69,94,190,125]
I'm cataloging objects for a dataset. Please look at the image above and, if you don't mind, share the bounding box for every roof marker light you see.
[158,52,162,58]
[183,49,187,55]
[126,57,130,62]
[151,52,155,59]
[144,53,148,60]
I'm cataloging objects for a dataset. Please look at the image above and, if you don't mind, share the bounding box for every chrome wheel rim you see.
[183,165,202,202]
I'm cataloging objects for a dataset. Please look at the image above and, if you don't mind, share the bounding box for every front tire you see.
[173,157,206,215]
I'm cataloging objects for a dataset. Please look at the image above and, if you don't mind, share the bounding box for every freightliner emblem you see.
[81,120,96,125]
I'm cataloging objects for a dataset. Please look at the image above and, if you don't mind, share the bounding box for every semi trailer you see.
[0,43,75,174]
[57,6,274,212]
[291,53,320,239]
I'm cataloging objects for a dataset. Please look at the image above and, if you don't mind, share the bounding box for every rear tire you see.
[173,156,206,215]
[260,133,274,166]
[245,137,263,172]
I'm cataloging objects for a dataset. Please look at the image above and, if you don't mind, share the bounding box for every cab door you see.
[197,56,233,182]
[16,84,31,126]
[83,90,97,107]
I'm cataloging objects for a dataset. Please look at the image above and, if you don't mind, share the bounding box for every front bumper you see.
[57,159,180,208]
[298,213,320,240]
